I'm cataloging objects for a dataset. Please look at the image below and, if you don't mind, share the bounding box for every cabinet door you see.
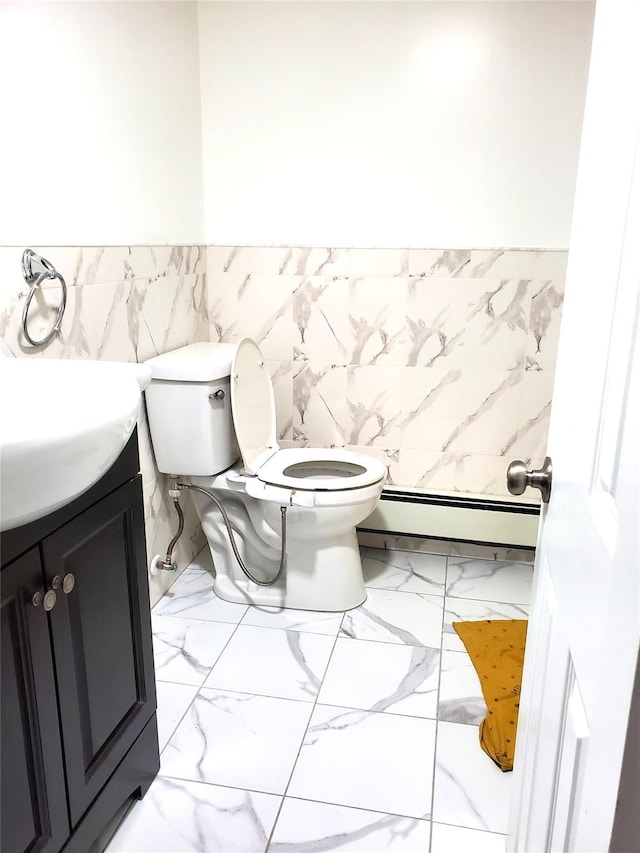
[42,476,157,827]
[1,549,69,853]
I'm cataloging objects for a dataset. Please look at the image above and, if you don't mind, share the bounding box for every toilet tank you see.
[144,343,240,476]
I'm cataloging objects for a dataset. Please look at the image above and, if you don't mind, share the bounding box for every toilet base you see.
[210,528,366,612]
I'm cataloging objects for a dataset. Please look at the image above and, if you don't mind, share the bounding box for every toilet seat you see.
[231,338,385,492]
[258,447,385,492]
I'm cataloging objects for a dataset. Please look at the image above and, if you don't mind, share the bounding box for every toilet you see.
[144,339,385,611]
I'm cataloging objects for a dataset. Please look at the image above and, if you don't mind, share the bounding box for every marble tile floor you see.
[107,547,533,853]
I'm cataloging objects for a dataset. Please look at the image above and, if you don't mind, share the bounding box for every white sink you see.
[0,358,152,532]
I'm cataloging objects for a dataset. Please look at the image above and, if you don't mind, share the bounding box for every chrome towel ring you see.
[21,249,67,347]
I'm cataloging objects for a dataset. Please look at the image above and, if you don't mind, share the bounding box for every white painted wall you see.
[198,1,594,248]
[0,1,594,249]
[0,2,204,246]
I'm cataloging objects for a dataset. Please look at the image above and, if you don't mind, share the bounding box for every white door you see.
[508,1,640,851]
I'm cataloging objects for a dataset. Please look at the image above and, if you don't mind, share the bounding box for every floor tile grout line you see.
[154,613,341,632]
[152,606,248,618]
[151,595,530,630]
[153,682,200,753]
[223,628,442,651]
[153,558,532,612]
[427,552,451,853]
[196,620,335,697]
[153,585,532,626]
[436,551,516,844]
[153,583,447,839]
[155,611,448,648]
[154,614,245,757]
[430,817,508,836]
[154,602,514,753]
[156,619,448,718]
[272,793,436,826]
[155,771,284,800]
[264,609,347,852]
[153,771,436,824]
[178,683,442,724]
[147,548,530,850]
[265,598,445,846]
[185,551,411,845]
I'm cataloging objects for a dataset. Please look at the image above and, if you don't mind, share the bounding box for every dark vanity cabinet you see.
[1,431,159,853]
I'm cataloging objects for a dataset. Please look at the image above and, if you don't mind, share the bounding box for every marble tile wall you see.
[0,245,209,605]
[1,243,565,595]
[207,246,567,496]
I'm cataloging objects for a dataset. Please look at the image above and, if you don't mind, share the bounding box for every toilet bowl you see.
[144,339,385,611]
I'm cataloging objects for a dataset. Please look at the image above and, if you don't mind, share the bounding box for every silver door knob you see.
[507,456,553,503]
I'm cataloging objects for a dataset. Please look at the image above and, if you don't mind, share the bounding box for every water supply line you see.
[150,479,184,573]
[153,478,288,587]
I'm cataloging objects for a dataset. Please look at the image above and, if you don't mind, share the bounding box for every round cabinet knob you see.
[31,588,58,610]
[506,457,553,504]
[53,573,76,594]
[42,590,57,612]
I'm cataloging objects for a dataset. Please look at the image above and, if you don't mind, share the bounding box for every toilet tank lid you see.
[144,343,237,382]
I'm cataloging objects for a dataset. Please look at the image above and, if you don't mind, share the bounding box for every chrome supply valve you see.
[168,476,181,499]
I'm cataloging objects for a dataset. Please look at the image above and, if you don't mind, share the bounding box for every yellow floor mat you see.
[452,619,528,772]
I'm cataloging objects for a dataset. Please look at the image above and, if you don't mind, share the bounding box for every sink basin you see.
[0,358,152,532]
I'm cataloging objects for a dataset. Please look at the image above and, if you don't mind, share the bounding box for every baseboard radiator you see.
[359,489,540,551]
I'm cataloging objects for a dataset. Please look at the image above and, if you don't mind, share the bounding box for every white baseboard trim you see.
[359,489,540,551]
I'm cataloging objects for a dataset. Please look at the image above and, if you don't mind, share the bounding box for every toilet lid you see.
[231,338,278,475]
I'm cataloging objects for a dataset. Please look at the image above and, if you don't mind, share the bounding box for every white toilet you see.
[144,339,385,611]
